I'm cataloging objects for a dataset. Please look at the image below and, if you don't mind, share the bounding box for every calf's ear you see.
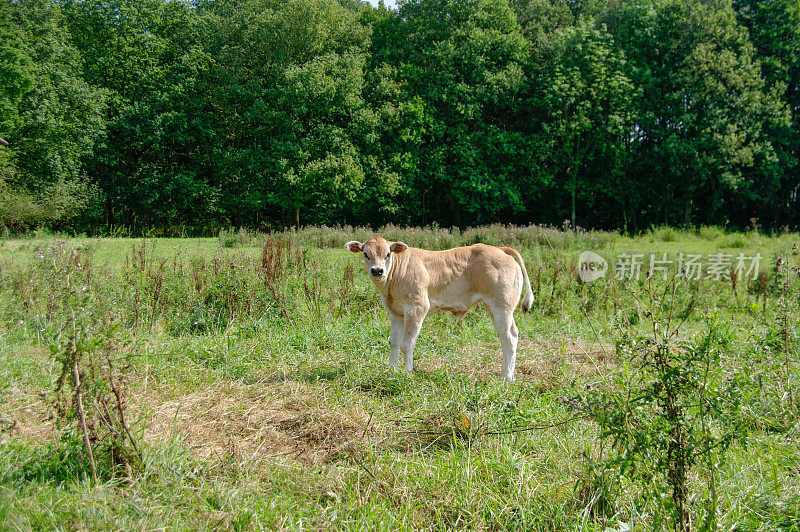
[345,241,363,253]
[390,241,408,254]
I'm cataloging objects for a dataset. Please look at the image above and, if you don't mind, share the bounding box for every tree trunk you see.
[570,164,578,231]
[294,208,300,228]
[106,203,114,231]
[623,206,628,234]
[571,186,576,231]
[683,198,693,227]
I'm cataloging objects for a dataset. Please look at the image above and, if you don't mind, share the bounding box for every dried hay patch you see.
[515,337,616,381]
[0,387,56,444]
[144,381,373,465]
[415,337,616,383]
[415,347,498,381]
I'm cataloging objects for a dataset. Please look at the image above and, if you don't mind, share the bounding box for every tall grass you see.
[0,226,798,529]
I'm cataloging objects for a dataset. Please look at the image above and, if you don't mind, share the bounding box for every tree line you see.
[1,0,798,233]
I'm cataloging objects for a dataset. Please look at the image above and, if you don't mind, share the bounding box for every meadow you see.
[0,224,798,530]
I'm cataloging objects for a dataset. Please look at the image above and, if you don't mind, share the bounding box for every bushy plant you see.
[0,181,43,231]
[28,243,143,481]
[578,280,744,530]
[0,177,98,233]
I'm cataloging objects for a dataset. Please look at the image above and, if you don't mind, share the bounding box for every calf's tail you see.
[500,246,534,312]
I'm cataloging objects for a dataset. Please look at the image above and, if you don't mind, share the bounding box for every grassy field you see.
[0,225,799,530]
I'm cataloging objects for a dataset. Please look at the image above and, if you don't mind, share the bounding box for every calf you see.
[345,237,533,381]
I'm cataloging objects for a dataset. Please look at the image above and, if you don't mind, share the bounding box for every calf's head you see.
[345,237,408,282]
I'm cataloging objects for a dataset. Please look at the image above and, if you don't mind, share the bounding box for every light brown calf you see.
[345,237,533,381]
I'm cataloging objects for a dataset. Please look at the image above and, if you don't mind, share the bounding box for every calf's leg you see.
[388,311,404,369]
[401,303,428,373]
[487,303,519,382]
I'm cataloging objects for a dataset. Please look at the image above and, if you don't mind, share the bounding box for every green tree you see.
[0,2,34,146]
[537,21,637,229]
[0,0,106,229]
[197,0,371,226]
[510,0,573,54]
[606,0,789,226]
[733,0,800,227]
[62,0,193,229]
[372,0,537,225]
[271,51,370,226]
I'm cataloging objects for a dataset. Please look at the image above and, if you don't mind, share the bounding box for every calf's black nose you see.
[370,267,384,277]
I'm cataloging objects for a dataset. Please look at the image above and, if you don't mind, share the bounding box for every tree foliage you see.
[0,0,797,232]
[0,0,105,229]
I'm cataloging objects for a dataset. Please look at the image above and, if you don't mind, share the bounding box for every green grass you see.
[0,225,799,530]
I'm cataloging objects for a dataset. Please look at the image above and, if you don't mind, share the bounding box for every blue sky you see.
[365,0,398,9]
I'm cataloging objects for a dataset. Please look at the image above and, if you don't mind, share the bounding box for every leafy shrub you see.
[697,225,725,241]
[578,281,744,531]
[218,227,261,248]
[647,226,678,242]
[720,234,748,249]
[0,183,43,231]
[0,178,97,233]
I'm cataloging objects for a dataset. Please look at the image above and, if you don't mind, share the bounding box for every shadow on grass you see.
[0,436,101,486]
[262,362,417,398]
[346,369,412,398]
[260,363,351,385]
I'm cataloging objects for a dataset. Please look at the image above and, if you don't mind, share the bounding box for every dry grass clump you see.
[414,346,500,381]
[0,387,56,443]
[416,336,615,384]
[10,410,55,443]
[145,381,374,465]
[515,337,616,380]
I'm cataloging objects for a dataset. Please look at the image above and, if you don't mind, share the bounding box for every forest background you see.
[1,0,798,234]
